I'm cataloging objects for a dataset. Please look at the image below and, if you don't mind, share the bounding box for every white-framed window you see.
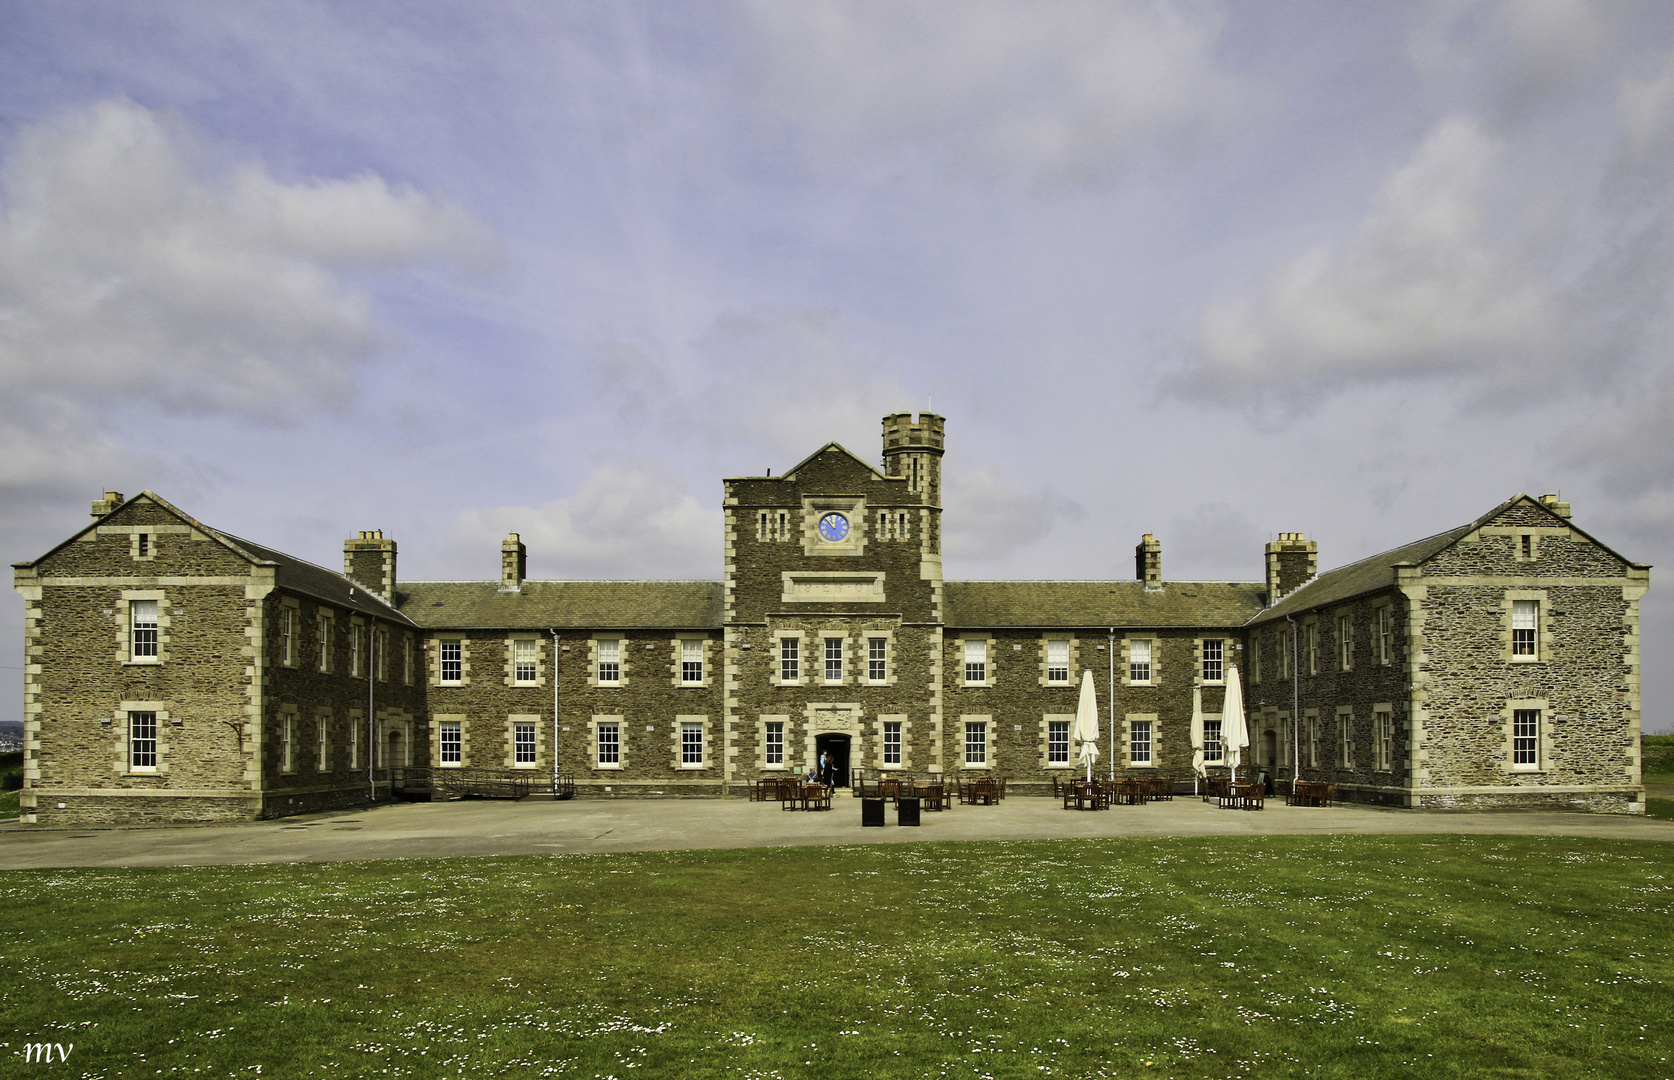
[1374,707,1393,772]
[318,613,334,673]
[1377,606,1393,665]
[439,720,462,765]
[1512,709,1540,769]
[513,639,538,684]
[964,639,987,684]
[964,721,988,766]
[351,624,366,678]
[281,713,295,773]
[131,600,159,661]
[440,640,463,684]
[317,719,329,771]
[1304,622,1318,675]
[1203,719,1223,763]
[681,721,704,767]
[129,711,158,771]
[1279,630,1292,678]
[346,712,358,770]
[597,639,621,685]
[1130,720,1154,766]
[765,721,784,766]
[280,607,296,667]
[1047,719,1070,765]
[1512,600,1539,658]
[681,639,704,684]
[1307,714,1319,768]
[824,637,844,682]
[1339,713,1354,769]
[780,637,799,681]
[1129,639,1152,684]
[376,629,388,682]
[883,720,903,766]
[1202,639,1224,683]
[597,722,621,767]
[515,722,537,766]
[868,637,888,681]
[1337,614,1352,671]
[1047,639,1069,683]
[1250,636,1262,684]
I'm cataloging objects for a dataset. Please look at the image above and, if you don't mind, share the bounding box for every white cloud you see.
[0,99,494,419]
[598,308,917,467]
[742,0,1247,186]
[942,468,1083,563]
[1174,117,1557,401]
[445,458,720,579]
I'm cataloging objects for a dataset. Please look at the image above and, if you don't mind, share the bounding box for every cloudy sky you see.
[2,2,1671,730]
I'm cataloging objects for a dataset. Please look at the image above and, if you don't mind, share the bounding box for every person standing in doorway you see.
[818,748,830,785]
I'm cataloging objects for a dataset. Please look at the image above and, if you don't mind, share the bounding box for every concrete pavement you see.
[2,793,1672,869]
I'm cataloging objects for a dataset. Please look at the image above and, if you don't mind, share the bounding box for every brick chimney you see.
[1538,493,1572,519]
[1265,533,1317,604]
[1135,533,1162,589]
[91,491,124,520]
[343,531,397,603]
[501,533,527,591]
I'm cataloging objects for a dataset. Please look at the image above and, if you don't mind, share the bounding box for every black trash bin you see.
[897,797,921,827]
[861,797,885,827]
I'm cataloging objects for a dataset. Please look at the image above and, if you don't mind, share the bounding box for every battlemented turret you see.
[881,412,944,508]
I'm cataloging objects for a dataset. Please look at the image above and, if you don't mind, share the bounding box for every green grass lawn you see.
[2,836,1671,1079]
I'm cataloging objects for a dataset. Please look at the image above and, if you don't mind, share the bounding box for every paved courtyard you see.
[2,793,1671,869]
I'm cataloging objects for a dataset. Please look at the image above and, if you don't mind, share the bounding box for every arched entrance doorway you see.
[387,729,405,768]
[815,733,851,787]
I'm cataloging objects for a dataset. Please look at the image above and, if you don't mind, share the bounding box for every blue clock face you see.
[818,512,850,542]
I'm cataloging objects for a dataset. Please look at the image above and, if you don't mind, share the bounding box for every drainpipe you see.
[368,620,377,804]
[1107,628,1115,782]
[550,630,561,794]
[1287,614,1299,785]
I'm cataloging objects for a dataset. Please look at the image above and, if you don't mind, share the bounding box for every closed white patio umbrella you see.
[1190,683,1206,793]
[1074,669,1100,781]
[1222,665,1249,783]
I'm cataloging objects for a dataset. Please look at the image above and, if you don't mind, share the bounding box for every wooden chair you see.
[917,782,946,811]
[1243,782,1266,810]
[801,783,832,811]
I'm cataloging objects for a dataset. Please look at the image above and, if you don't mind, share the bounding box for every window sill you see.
[439,762,463,769]
[593,763,622,770]
[124,659,162,667]
[961,763,992,770]
[679,764,707,770]
[1127,762,1157,769]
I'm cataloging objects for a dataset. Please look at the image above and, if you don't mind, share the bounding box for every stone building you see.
[11,413,1649,824]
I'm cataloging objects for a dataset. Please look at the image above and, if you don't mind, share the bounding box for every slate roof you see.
[216,532,415,625]
[1241,493,1645,625]
[13,490,413,625]
[943,580,1268,629]
[397,581,725,630]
